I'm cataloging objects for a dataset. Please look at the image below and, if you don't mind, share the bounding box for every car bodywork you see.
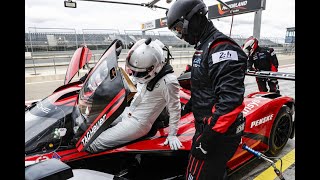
[25,39,295,179]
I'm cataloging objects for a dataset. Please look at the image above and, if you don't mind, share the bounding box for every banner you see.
[141,20,156,30]
[142,17,168,31]
[208,0,265,19]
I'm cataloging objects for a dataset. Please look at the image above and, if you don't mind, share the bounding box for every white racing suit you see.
[87,73,181,153]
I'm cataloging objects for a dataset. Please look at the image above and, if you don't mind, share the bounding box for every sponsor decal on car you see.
[37,103,51,113]
[250,114,274,128]
[243,99,260,115]
[35,155,49,162]
[52,151,61,160]
[236,122,245,134]
[81,114,106,146]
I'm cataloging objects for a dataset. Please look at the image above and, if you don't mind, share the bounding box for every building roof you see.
[286,27,295,31]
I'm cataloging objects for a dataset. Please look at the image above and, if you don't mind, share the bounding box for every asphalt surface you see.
[25,54,295,180]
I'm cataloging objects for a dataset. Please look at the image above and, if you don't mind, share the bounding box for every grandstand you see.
[25,29,282,52]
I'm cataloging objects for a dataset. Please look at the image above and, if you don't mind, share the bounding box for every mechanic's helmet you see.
[166,0,208,45]
[242,36,259,56]
[126,38,166,84]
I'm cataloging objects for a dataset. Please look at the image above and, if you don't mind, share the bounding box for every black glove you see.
[190,125,221,160]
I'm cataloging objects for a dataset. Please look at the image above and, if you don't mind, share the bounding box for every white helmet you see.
[126,38,166,84]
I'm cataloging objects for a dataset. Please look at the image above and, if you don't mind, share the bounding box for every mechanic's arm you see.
[208,59,246,134]
[270,48,279,72]
[162,79,182,150]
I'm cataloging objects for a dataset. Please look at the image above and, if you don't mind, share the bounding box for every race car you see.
[25,39,295,179]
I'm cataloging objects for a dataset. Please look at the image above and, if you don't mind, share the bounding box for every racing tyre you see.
[267,105,293,156]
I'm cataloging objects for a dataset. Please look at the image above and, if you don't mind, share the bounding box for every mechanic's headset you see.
[128,37,173,64]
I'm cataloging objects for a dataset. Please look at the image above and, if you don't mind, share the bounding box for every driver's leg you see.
[87,116,151,153]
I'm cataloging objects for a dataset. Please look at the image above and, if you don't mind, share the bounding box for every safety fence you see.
[25,27,291,52]
[25,47,294,76]
[25,27,294,76]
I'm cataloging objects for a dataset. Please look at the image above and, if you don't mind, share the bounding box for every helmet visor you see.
[170,21,184,39]
[130,65,154,78]
[131,70,149,78]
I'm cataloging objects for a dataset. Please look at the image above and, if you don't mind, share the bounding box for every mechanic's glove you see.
[163,135,182,150]
[191,125,220,160]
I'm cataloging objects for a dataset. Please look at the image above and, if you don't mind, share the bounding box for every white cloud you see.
[25,0,294,39]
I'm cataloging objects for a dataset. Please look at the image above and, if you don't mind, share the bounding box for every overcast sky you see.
[25,0,294,40]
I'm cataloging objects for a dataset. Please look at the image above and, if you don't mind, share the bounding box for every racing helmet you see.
[126,38,166,84]
[166,0,208,44]
[242,36,259,56]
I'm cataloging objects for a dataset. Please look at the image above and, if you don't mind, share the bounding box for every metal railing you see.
[25,46,294,76]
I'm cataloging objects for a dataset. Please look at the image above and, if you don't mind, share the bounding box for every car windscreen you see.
[77,44,115,121]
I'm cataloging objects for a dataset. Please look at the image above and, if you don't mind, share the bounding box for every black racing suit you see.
[247,46,280,94]
[185,21,247,180]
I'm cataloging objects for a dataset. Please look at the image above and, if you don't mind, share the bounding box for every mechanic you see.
[242,36,280,94]
[166,0,247,179]
[86,38,182,153]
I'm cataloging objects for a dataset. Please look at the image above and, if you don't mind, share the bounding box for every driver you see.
[86,38,182,153]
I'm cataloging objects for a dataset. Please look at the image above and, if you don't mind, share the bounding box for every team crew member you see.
[167,0,247,179]
[243,36,280,94]
[87,38,182,153]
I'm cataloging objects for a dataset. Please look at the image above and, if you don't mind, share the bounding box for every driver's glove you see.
[163,135,182,150]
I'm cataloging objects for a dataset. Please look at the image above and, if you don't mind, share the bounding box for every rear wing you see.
[246,70,295,81]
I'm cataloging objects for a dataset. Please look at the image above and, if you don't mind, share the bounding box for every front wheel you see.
[267,105,293,156]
